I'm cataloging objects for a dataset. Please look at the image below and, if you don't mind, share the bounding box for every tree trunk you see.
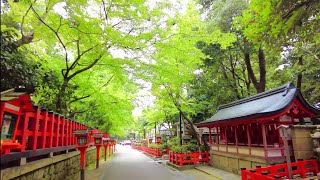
[257,47,266,92]
[178,109,202,148]
[56,79,68,114]
[243,47,266,93]
[297,56,303,89]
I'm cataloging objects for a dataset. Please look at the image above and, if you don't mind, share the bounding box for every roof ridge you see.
[218,83,295,110]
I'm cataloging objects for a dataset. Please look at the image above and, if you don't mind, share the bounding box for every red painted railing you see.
[131,146,162,157]
[241,159,319,180]
[1,105,108,155]
[169,151,209,166]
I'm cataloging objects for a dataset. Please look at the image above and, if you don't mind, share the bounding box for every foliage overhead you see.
[1,0,319,137]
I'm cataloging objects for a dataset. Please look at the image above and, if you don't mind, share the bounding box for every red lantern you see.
[73,129,92,180]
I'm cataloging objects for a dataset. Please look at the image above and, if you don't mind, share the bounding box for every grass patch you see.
[86,154,115,170]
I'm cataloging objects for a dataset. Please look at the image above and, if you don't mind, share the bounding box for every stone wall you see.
[1,146,107,180]
[209,150,268,174]
[291,125,317,160]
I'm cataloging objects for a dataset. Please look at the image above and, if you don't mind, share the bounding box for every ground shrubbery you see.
[167,137,203,154]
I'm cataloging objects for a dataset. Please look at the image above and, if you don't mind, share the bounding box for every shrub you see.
[167,137,180,148]
[148,143,160,149]
[159,143,168,150]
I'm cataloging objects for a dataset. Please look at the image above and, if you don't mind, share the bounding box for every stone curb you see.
[194,167,223,180]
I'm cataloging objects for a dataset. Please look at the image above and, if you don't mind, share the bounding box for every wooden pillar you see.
[70,121,74,145]
[21,114,29,151]
[235,125,238,153]
[65,119,69,145]
[208,127,212,144]
[55,114,60,147]
[61,116,65,146]
[32,107,40,150]
[246,124,251,155]
[217,127,219,144]
[41,110,48,149]
[262,123,268,160]
[66,119,69,145]
[48,112,54,148]
[225,127,228,152]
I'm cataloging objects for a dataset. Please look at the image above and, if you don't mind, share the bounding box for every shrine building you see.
[196,82,320,174]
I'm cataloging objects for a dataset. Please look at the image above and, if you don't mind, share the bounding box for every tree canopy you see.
[1,0,319,137]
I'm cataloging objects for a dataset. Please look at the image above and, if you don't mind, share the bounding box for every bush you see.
[159,143,168,150]
[169,137,202,154]
[132,142,142,146]
[167,137,180,148]
[185,143,198,152]
[148,143,160,149]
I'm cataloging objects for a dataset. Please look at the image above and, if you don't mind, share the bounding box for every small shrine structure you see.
[196,83,320,174]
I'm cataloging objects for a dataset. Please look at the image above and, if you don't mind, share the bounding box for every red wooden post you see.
[61,116,65,146]
[65,119,69,145]
[70,121,74,145]
[74,129,91,180]
[66,119,69,145]
[246,124,251,155]
[208,127,212,144]
[79,149,86,180]
[41,109,48,149]
[225,127,228,152]
[21,113,30,151]
[54,114,59,147]
[32,106,40,150]
[235,125,238,153]
[179,154,183,166]
[70,121,73,145]
[262,123,268,160]
[73,122,76,145]
[48,112,54,148]
[68,120,71,145]
[217,127,219,144]
[69,120,72,145]
[93,133,103,168]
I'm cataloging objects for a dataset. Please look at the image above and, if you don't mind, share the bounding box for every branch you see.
[69,42,98,71]
[281,0,313,20]
[69,109,89,118]
[69,94,91,104]
[21,1,35,37]
[56,16,63,32]
[67,54,103,80]
[99,75,114,90]
[31,5,69,69]
[102,0,112,22]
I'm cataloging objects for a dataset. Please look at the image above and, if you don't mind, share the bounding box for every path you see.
[99,145,214,180]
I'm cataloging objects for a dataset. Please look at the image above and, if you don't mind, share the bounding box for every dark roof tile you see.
[197,83,320,126]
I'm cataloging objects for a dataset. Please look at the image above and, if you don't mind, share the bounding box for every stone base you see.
[209,151,285,174]
[161,154,169,160]
[166,162,196,170]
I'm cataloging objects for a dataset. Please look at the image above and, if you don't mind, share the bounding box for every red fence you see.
[1,106,107,155]
[0,89,109,159]
[169,151,209,166]
[241,159,319,180]
[131,146,162,157]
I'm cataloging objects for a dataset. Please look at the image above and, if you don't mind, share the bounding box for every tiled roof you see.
[197,83,320,126]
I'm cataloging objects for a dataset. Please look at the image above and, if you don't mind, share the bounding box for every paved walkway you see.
[100,145,194,180]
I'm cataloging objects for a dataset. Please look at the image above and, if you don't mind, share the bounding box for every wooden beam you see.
[209,127,212,144]
[262,123,268,160]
